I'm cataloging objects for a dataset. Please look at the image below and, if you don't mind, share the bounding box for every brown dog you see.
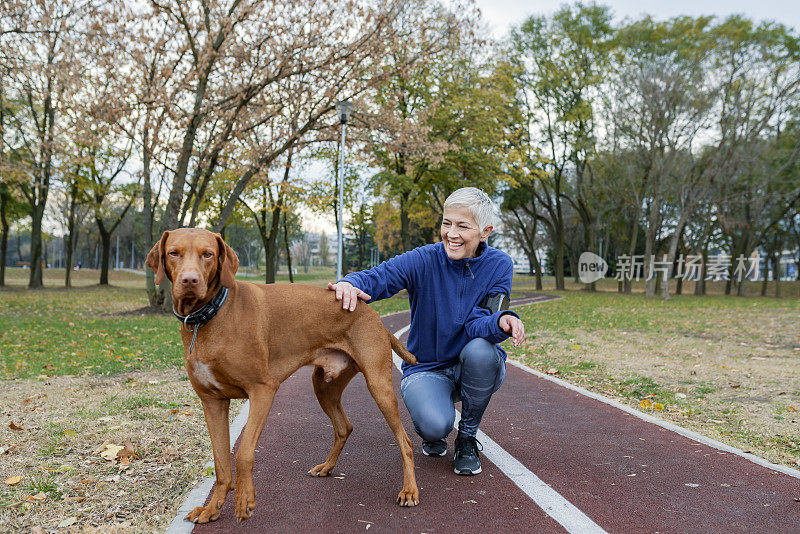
[146,228,419,524]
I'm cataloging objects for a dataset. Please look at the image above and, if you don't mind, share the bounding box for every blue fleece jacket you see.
[341,241,520,378]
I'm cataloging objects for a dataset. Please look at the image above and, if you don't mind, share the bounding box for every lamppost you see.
[335,100,353,281]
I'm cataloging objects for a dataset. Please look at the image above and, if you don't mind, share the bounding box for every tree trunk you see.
[660,214,688,300]
[773,251,781,298]
[64,187,77,288]
[694,245,708,296]
[0,185,8,287]
[263,205,282,284]
[624,212,640,294]
[675,238,686,296]
[554,233,565,290]
[28,204,45,288]
[399,191,411,251]
[581,207,597,292]
[735,235,753,297]
[141,132,164,307]
[98,220,111,285]
[644,198,660,299]
[283,214,293,283]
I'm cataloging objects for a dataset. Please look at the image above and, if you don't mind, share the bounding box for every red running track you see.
[186,296,799,534]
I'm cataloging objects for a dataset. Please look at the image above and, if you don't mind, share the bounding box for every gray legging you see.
[399,338,506,440]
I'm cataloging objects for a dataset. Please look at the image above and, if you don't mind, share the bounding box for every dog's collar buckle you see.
[172,286,229,354]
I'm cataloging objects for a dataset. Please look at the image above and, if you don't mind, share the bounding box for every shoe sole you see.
[454,466,481,475]
[422,449,448,457]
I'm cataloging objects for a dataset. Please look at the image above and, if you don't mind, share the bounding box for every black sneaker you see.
[453,433,483,475]
[422,438,447,457]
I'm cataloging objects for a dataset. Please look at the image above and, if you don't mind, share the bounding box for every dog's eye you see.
[168,251,179,257]
[202,252,213,258]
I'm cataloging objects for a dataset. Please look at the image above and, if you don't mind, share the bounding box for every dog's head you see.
[146,228,239,315]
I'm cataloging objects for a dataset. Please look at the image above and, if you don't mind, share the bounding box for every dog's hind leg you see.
[308,361,358,477]
[362,364,420,507]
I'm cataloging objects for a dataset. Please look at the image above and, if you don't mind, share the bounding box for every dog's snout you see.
[181,272,200,288]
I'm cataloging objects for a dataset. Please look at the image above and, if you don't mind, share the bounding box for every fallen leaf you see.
[27,492,47,501]
[118,457,132,472]
[100,444,125,462]
[653,403,665,411]
[58,517,77,528]
[640,399,652,409]
[8,421,23,431]
[788,406,798,412]
[119,441,136,459]
[545,368,559,375]
[5,476,22,486]
[93,440,110,454]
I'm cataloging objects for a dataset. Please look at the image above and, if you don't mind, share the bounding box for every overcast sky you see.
[475,0,800,39]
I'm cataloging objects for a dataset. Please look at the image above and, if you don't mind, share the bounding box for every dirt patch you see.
[0,369,244,532]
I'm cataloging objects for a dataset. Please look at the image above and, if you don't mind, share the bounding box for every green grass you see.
[0,314,181,379]
[506,290,798,343]
[0,267,412,379]
[3,267,796,381]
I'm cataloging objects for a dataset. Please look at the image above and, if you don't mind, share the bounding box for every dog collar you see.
[172,286,229,353]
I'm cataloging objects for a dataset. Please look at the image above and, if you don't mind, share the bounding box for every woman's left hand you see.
[499,315,525,347]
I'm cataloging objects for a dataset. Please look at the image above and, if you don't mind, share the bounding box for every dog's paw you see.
[396,487,420,507]
[234,484,256,522]
[185,505,221,524]
[307,462,335,477]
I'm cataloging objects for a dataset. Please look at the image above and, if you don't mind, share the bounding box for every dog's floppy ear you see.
[215,233,239,288]
[145,231,170,285]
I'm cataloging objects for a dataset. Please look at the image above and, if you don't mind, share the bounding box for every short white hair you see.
[443,187,495,230]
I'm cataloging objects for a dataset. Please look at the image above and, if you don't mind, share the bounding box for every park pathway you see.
[169,293,800,533]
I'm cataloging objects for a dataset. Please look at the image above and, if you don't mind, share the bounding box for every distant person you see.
[329,187,525,476]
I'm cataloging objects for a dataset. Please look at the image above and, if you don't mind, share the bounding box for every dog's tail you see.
[388,331,417,366]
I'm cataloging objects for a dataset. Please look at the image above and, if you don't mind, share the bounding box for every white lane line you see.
[392,324,607,534]
[166,401,251,534]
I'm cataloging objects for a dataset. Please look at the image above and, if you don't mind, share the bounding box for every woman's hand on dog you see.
[328,281,372,312]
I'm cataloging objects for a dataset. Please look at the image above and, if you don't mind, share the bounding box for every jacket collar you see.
[439,240,489,267]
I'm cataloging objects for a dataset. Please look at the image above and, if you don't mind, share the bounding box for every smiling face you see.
[440,206,493,260]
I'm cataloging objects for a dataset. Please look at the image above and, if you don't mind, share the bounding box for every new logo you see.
[578,252,608,284]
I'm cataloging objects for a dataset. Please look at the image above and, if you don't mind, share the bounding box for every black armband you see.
[479,293,510,314]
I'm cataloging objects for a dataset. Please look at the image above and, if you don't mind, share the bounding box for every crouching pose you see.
[329,187,525,475]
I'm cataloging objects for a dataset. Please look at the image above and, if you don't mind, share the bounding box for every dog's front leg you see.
[186,397,231,523]
[235,383,278,523]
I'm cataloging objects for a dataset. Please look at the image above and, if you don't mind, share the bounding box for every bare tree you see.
[2,0,96,287]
